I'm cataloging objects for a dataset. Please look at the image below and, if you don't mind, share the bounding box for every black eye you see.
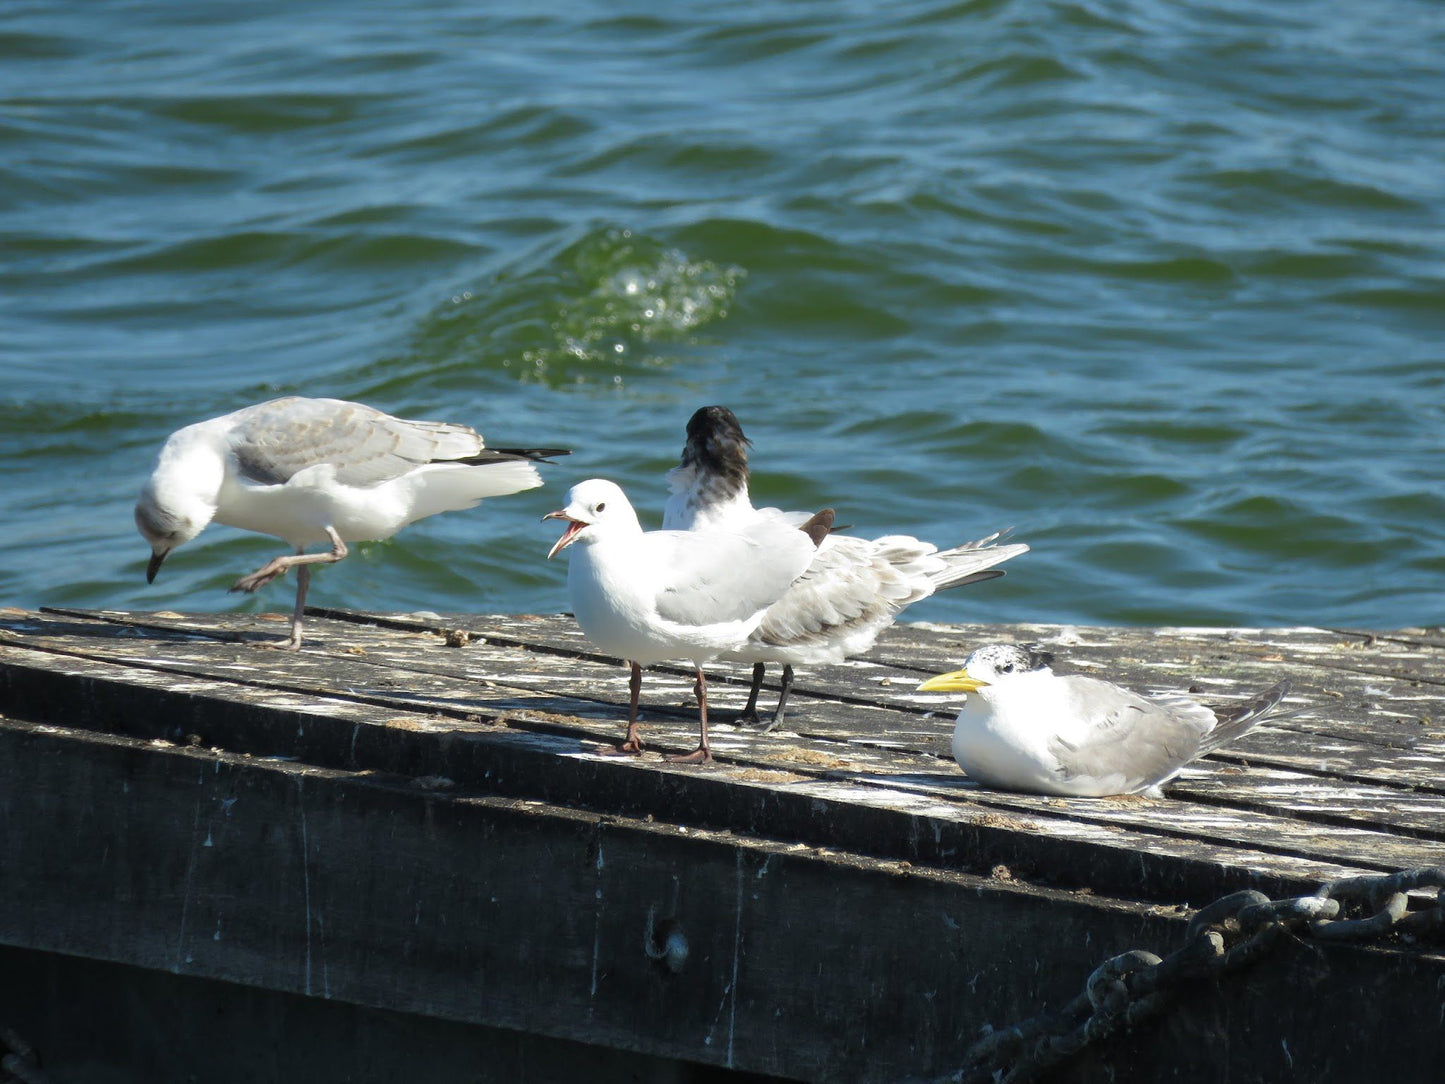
[1000,663,1014,673]
[596,502,607,512]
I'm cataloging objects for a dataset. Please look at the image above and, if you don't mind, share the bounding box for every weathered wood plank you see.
[0,714,1185,1082]
[0,943,737,1084]
[4,713,1443,1084]
[311,607,1445,764]
[12,611,1445,846]
[47,605,1445,802]
[5,607,1445,1083]
[3,624,1443,901]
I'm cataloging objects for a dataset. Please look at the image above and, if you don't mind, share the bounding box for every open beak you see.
[543,510,588,560]
[917,667,989,693]
[146,549,168,584]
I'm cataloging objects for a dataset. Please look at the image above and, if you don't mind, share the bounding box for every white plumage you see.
[663,405,1028,728]
[546,478,827,763]
[136,396,565,647]
[919,644,1292,797]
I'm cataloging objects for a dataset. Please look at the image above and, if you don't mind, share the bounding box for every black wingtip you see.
[951,569,1006,589]
[488,447,571,464]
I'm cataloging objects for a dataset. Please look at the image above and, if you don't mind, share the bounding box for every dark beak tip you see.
[146,551,166,584]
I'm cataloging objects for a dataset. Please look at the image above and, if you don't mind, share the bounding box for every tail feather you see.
[1201,679,1292,754]
[929,533,1030,592]
[399,459,544,527]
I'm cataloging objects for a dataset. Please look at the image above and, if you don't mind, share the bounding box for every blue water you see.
[3,0,1443,628]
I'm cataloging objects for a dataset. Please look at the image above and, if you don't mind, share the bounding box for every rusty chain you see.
[935,865,1445,1084]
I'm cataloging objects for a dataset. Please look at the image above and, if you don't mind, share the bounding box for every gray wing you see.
[752,534,932,648]
[229,397,488,487]
[651,527,815,628]
[1047,675,1218,792]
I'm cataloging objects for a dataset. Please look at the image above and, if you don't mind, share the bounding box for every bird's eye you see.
[1000,663,1014,673]
[596,502,607,512]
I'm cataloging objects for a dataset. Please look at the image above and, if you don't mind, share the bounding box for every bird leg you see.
[230,528,348,650]
[612,661,645,755]
[765,664,796,732]
[271,563,311,650]
[666,666,713,764]
[735,662,767,727]
[232,528,349,594]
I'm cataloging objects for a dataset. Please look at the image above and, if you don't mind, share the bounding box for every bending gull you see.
[136,396,567,648]
[918,643,1292,797]
[546,478,831,763]
[664,405,1028,730]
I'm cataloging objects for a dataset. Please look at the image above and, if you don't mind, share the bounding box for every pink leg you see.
[230,528,348,650]
[666,666,713,764]
[601,662,645,756]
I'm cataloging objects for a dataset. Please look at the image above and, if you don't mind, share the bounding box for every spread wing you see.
[1047,675,1217,792]
[228,397,506,487]
[651,526,815,628]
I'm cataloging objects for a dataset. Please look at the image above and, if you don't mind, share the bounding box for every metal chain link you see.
[935,865,1445,1084]
[0,1027,49,1084]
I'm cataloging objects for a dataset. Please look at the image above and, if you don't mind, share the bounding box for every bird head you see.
[917,643,1055,693]
[134,476,214,583]
[680,405,750,479]
[543,478,639,558]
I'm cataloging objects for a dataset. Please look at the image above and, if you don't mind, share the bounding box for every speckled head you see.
[917,643,1055,693]
[680,405,750,495]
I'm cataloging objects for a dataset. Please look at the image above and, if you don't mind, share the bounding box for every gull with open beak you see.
[918,644,1292,797]
[136,396,567,648]
[546,478,831,763]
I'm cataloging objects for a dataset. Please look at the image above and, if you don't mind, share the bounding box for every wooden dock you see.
[1,606,1442,1082]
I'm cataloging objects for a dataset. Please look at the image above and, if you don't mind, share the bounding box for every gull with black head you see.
[664,405,1028,730]
[136,396,567,648]
[546,477,832,763]
[918,643,1292,797]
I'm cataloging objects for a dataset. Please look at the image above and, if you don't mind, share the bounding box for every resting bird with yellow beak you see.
[135,396,567,648]
[918,644,1291,797]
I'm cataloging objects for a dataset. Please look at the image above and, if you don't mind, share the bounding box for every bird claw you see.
[255,637,302,651]
[734,709,780,733]
[664,747,713,765]
[597,739,643,757]
[231,568,284,594]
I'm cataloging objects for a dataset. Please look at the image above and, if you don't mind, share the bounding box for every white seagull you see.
[136,396,567,648]
[917,644,1291,797]
[545,478,831,763]
[663,406,1029,730]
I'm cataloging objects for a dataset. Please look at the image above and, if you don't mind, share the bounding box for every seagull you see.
[663,405,1029,730]
[545,478,831,763]
[136,396,567,648]
[917,643,1292,797]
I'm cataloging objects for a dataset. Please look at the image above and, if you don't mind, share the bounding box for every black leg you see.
[736,662,766,727]
[763,664,795,733]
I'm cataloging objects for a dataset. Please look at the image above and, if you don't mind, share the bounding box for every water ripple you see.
[1,0,1442,628]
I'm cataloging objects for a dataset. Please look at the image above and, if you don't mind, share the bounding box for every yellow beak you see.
[917,667,989,693]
